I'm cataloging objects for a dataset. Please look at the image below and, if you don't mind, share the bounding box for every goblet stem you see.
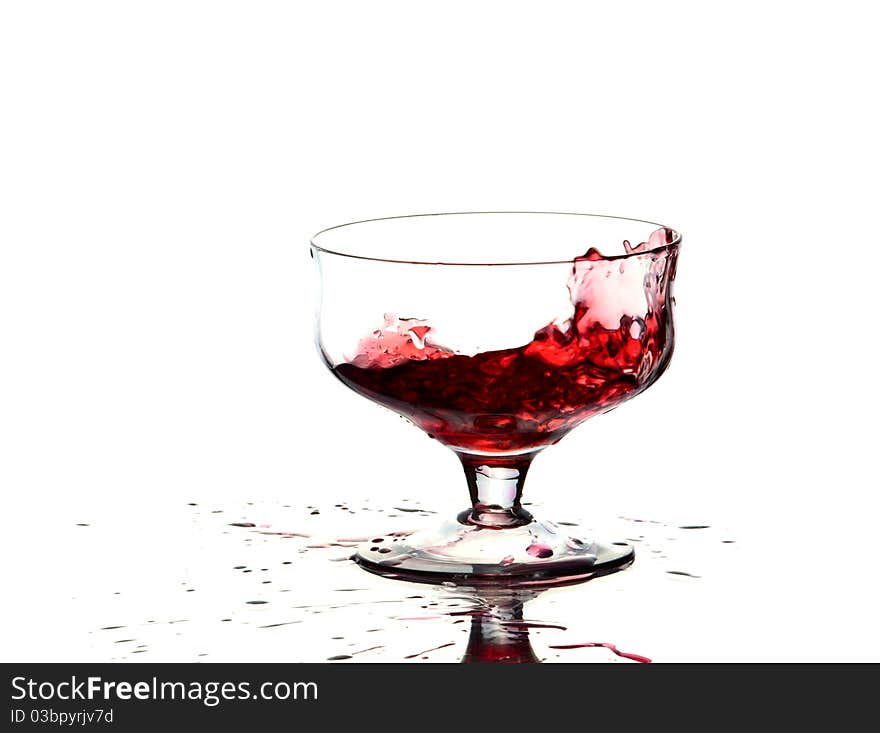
[353,450,634,584]
[458,453,536,529]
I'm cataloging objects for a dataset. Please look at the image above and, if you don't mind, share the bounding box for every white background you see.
[1,1,878,661]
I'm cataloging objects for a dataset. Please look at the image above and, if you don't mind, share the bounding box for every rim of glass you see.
[310,211,681,266]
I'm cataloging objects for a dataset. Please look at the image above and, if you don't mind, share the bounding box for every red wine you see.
[548,642,652,663]
[334,231,677,453]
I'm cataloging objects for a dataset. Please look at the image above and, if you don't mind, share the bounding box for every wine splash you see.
[334,229,677,453]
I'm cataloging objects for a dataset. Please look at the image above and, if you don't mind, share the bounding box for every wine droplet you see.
[526,543,553,559]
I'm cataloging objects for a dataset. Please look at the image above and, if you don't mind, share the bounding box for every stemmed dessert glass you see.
[312,212,680,585]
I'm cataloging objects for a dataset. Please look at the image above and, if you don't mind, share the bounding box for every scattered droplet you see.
[526,543,553,559]
[259,621,302,629]
[403,642,455,659]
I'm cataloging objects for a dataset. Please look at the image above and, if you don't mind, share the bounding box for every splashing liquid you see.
[333,230,677,453]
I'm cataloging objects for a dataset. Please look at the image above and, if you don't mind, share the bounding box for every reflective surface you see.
[46,498,737,663]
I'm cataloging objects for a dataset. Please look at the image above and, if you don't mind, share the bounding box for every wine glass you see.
[312,212,680,585]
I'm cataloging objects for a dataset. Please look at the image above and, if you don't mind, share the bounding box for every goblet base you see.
[353,513,634,586]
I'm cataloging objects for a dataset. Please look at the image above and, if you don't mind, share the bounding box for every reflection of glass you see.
[443,583,651,664]
[313,213,680,584]
[455,587,542,664]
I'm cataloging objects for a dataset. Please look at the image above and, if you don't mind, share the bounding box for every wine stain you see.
[549,642,651,663]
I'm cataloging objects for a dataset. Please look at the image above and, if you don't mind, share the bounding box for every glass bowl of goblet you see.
[312,212,680,585]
